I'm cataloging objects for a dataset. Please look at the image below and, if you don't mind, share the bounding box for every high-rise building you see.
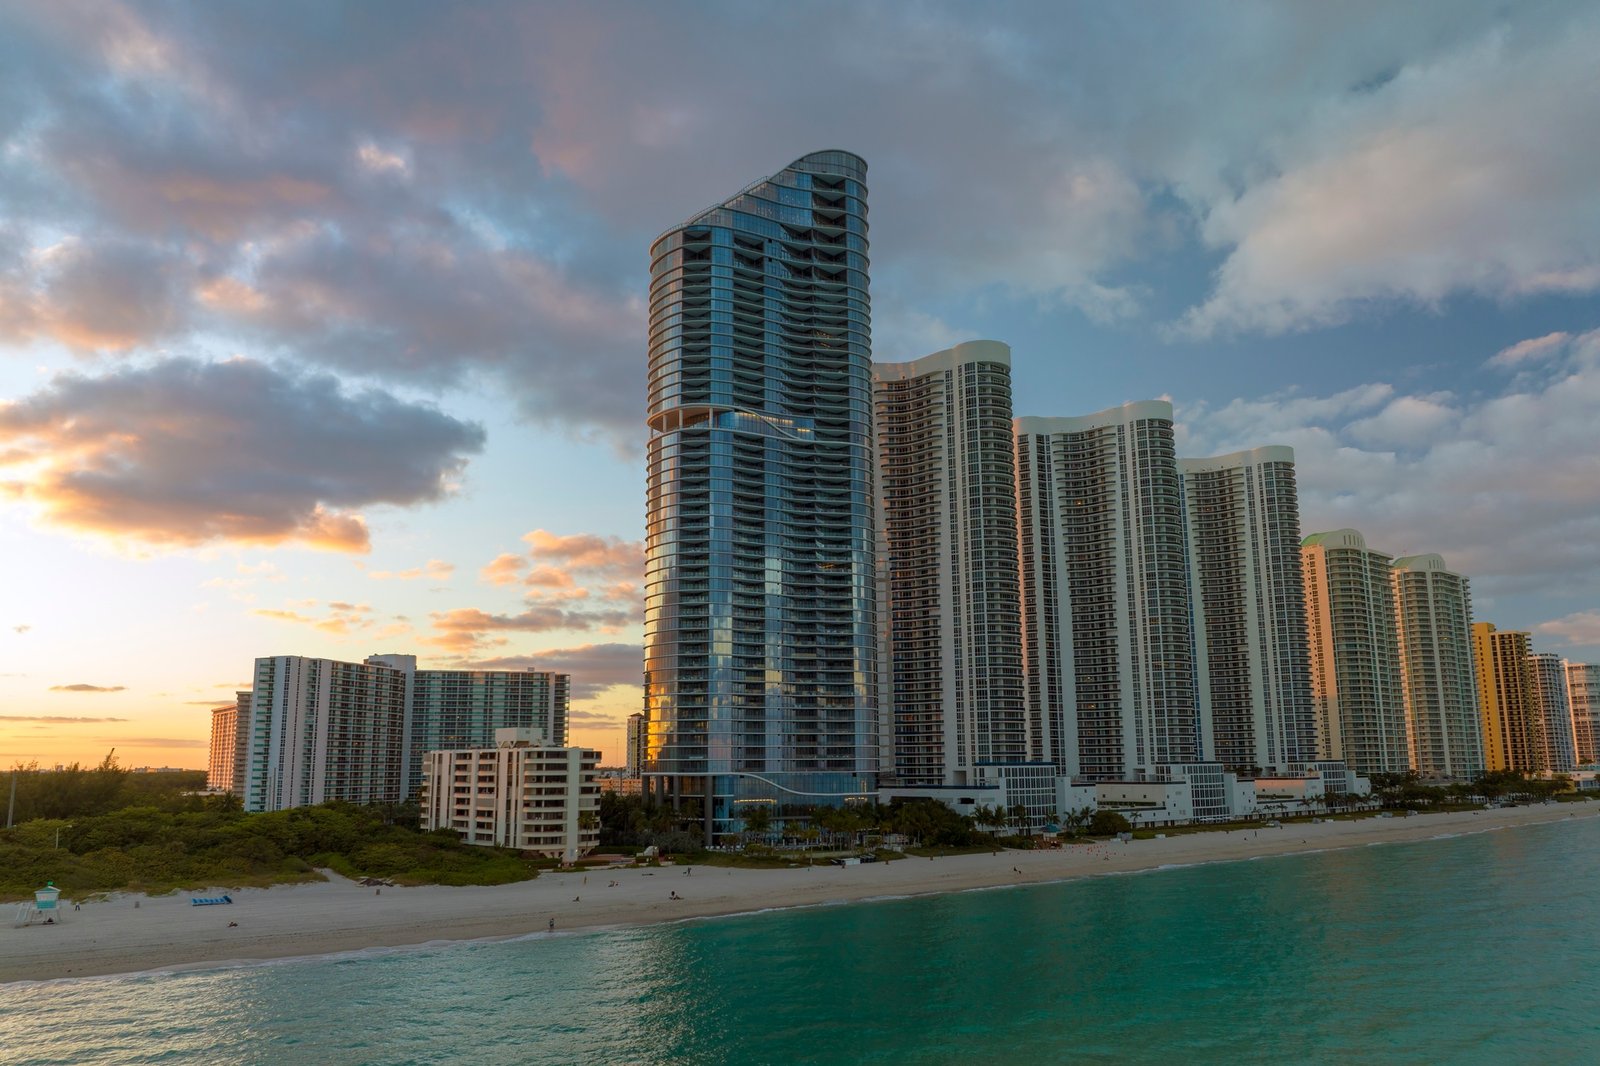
[402,662,569,799]
[644,150,879,841]
[207,702,237,792]
[243,654,571,812]
[1180,447,1316,775]
[1017,401,1203,779]
[1471,623,1541,773]
[244,655,409,812]
[231,691,251,796]
[625,712,646,777]
[1391,555,1484,779]
[1529,652,1577,773]
[873,340,1026,786]
[1300,529,1409,775]
[1566,662,1600,766]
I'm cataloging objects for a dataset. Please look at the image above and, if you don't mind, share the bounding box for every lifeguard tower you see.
[11,882,63,928]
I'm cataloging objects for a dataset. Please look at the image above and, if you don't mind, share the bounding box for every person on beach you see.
[548,918,555,933]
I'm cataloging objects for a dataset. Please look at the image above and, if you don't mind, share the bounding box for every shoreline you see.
[4,803,1592,985]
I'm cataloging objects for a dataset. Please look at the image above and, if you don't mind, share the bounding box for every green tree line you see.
[1,757,540,901]
[4,753,209,823]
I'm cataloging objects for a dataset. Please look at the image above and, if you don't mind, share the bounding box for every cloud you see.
[1179,17,1600,336]
[421,606,635,656]
[49,684,126,693]
[0,715,129,722]
[479,552,526,586]
[1534,611,1600,652]
[97,737,208,749]
[462,642,643,699]
[523,530,645,576]
[1,239,194,352]
[369,559,455,581]
[0,1,1594,444]
[256,601,391,637]
[1489,331,1571,369]
[0,357,484,552]
[1179,327,1600,597]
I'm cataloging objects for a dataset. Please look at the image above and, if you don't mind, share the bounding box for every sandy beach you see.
[3,803,1592,984]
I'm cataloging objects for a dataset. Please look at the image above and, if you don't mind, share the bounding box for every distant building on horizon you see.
[1017,401,1203,780]
[206,705,233,791]
[1391,554,1484,779]
[1529,652,1577,774]
[643,149,880,843]
[874,340,1027,786]
[1566,662,1600,766]
[420,728,599,863]
[207,701,238,792]
[1471,623,1542,774]
[1180,446,1316,775]
[1301,529,1409,776]
[625,712,646,778]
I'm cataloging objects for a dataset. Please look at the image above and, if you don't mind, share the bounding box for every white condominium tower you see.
[1017,400,1203,779]
[243,654,571,812]
[244,655,410,812]
[1528,652,1578,773]
[1567,662,1600,766]
[1300,529,1409,775]
[1180,447,1316,775]
[873,340,1026,785]
[1471,623,1541,773]
[1391,555,1484,779]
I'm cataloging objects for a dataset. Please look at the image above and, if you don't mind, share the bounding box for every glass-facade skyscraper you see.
[644,151,878,842]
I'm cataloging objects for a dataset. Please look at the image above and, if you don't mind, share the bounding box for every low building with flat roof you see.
[421,728,600,863]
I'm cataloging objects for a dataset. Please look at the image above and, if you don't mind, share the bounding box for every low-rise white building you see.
[421,728,600,863]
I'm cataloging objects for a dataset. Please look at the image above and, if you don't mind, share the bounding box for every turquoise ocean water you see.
[4,815,1598,1064]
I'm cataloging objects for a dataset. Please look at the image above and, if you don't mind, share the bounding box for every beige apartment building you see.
[1567,662,1600,766]
[421,729,600,863]
[1529,653,1577,773]
[1391,555,1484,779]
[1301,530,1409,775]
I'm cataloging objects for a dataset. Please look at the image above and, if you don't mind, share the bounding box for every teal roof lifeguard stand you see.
[11,882,63,928]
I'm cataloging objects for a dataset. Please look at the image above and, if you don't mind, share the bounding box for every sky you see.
[2,0,1599,770]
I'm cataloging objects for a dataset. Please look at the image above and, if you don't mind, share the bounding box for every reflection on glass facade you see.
[645,151,878,841]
